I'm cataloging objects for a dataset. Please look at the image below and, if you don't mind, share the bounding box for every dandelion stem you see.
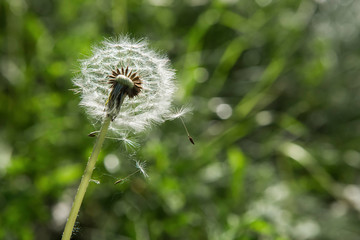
[62,116,111,240]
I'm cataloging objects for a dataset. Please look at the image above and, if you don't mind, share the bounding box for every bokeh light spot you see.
[255,111,273,126]
[104,154,120,173]
[216,104,233,119]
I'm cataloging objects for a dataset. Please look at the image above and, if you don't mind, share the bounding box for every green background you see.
[2,0,360,239]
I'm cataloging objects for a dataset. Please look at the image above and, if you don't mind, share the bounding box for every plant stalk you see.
[62,116,111,240]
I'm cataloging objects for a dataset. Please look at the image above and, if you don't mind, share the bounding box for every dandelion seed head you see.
[73,36,181,134]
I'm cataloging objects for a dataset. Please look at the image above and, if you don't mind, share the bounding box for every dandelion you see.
[62,36,189,240]
[73,35,181,134]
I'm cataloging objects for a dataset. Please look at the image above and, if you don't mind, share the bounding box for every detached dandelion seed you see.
[135,160,149,178]
[167,106,195,144]
[180,117,195,145]
[114,160,148,185]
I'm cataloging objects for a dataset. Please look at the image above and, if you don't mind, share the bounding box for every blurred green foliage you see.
[1,0,360,239]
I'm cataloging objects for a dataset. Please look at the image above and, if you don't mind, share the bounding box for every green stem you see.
[62,116,111,240]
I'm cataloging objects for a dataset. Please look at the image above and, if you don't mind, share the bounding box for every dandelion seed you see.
[135,160,149,178]
[118,134,140,151]
[168,106,193,120]
[114,178,127,185]
[165,106,195,144]
[188,136,195,145]
[114,160,148,185]
[180,117,195,145]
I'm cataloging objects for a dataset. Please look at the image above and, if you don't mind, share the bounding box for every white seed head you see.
[73,36,186,135]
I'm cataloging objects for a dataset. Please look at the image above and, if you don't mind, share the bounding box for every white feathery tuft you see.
[167,106,193,120]
[135,160,148,178]
[73,36,189,138]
